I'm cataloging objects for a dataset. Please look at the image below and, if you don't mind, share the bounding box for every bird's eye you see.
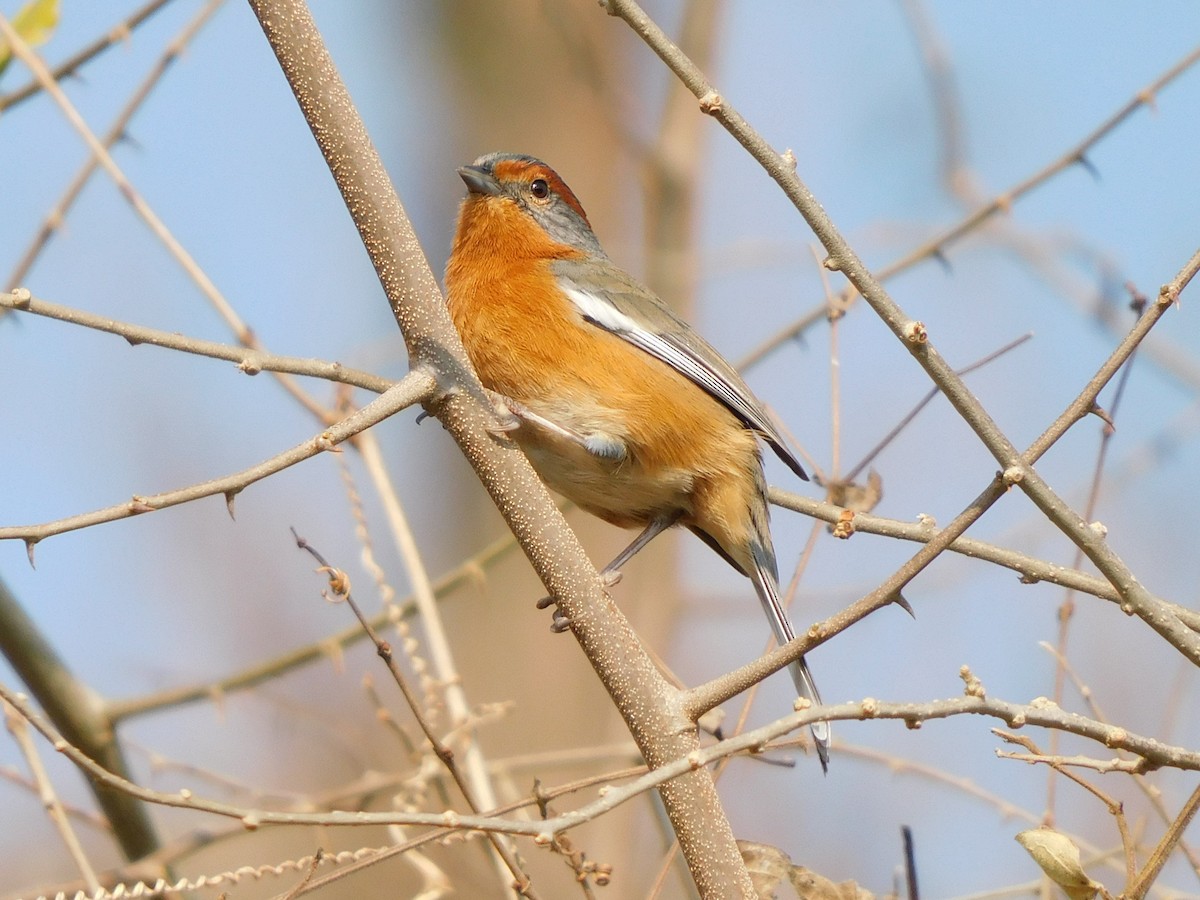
[529,178,550,200]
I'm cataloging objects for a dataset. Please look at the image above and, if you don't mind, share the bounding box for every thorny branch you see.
[736,40,1200,369]
[291,532,540,897]
[604,0,1200,674]
[0,290,393,396]
[0,369,436,553]
[5,678,1199,841]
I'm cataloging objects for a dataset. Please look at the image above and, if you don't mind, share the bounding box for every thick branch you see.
[244,1,754,896]
[0,576,159,860]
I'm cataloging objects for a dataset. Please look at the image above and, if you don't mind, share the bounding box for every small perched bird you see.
[446,152,829,769]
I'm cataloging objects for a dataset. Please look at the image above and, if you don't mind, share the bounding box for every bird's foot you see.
[535,594,572,633]
[483,391,522,436]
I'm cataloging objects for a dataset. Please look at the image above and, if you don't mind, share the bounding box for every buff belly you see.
[507,397,697,529]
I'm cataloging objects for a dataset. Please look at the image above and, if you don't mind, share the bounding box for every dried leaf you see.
[1015,828,1100,900]
[739,842,874,899]
[790,867,874,900]
[740,840,790,898]
[826,469,883,514]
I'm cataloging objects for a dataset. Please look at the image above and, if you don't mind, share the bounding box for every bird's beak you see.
[458,165,502,197]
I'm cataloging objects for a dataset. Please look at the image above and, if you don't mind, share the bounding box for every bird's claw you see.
[549,609,572,633]
[536,595,572,632]
[484,394,522,436]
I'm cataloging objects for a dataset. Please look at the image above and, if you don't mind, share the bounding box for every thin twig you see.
[0,0,176,112]
[1039,642,1200,880]
[0,290,393,396]
[996,751,1147,776]
[995,729,1137,882]
[290,532,537,898]
[4,0,227,293]
[608,0,1200,669]
[3,699,103,893]
[0,13,331,421]
[0,369,436,551]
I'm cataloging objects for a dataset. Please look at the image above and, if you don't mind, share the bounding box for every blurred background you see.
[2,1,1199,897]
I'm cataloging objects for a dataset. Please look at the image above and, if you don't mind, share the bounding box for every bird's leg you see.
[599,512,682,587]
[536,513,682,633]
[483,389,523,435]
[535,594,574,633]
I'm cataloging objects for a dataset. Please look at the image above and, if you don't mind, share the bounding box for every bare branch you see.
[0,290,393,396]
[0,576,160,860]
[995,751,1146,776]
[0,370,436,547]
[5,0,225,297]
[245,1,757,894]
[995,729,1137,881]
[0,0,176,113]
[291,533,536,896]
[604,0,1200,670]
[736,41,1200,367]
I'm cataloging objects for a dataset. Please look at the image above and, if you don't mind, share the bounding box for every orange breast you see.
[446,197,762,561]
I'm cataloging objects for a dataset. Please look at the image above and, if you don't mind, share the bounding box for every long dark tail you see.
[749,534,830,772]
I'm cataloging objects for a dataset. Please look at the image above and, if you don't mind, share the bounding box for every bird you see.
[445,152,829,769]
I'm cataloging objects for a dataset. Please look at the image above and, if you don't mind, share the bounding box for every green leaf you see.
[1,0,62,77]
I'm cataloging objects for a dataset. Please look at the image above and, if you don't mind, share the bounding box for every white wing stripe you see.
[562,285,640,333]
[563,285,763,426]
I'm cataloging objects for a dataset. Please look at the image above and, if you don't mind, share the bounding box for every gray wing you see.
[554,257,808,481]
